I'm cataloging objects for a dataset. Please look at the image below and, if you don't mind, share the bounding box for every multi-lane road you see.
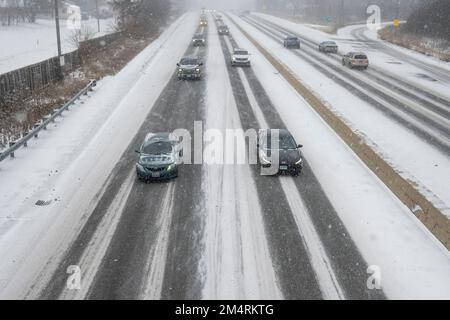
[0,12,449,300]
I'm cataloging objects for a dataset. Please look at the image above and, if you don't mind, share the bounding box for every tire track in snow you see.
[215,18,322,299]
[241,16,450,156]
[200,17,282,299]
[140,182,176,299]
[224,12,386,299]
[232,44,344,300]
[59,169,136,300]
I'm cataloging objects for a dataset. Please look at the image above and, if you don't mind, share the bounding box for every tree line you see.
[255,0,425,25]
[404,0,450,41]
[109,0,172,37]
[1,0,174,37]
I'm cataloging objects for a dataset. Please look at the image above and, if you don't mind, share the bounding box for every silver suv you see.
[342,52,369,70]
[231,48,251,67]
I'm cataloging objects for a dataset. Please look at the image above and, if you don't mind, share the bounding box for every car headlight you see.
[179,68,182,72]
[196,68,200,73]
[295,158,303,165]
[167,164,176,171]
[137,163,145,171]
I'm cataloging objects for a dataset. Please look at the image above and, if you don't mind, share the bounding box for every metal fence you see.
[0,32,120,106]
[0,80,97,163]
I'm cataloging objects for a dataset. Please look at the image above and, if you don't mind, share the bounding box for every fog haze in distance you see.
[181,0,256,11]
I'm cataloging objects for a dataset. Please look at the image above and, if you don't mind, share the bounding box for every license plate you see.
[152,172,161,178]
[279,165,288,170]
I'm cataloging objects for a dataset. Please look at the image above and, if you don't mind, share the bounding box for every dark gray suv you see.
[177,57,203,80]
[283,36,300,49]
[192,33,206,46]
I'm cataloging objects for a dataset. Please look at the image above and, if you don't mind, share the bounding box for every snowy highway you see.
[0,11,449,300]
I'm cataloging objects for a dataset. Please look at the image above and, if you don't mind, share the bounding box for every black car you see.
[218,25,230,36]
[192,33,206,46]
[135,133,183,181]
[283,36,300,49]
[177,57,203,80]
[258,129,303,176]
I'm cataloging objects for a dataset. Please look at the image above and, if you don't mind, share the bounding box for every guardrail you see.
[0,79,97,163]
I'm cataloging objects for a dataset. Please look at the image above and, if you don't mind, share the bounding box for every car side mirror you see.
[297,144,303,149]
[176,63,180,66]
[179,150,183,157]
[199,62,204,66]
[135,149,141,154]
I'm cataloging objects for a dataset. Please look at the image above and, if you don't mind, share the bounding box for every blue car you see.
[135,133,183,181]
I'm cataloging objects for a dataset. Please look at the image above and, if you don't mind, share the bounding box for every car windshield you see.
[234,50,248,55]
[141,141,173,155]
[354,55,367,59]
[287,37,298,41]
[263,132,297,149]
[180,58,198,65]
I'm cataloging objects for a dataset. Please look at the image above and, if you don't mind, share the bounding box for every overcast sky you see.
[183,0,256,10]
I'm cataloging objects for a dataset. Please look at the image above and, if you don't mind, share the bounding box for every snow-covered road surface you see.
[0,12,449,300]
[237,13,450,221]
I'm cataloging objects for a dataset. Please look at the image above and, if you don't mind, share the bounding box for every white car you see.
[231,48,251,67]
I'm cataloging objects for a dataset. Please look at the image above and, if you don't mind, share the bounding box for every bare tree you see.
[110,0,171,37]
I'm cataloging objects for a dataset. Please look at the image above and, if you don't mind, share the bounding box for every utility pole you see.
[95,0,100,33]
[54,0,63,80]
[338,0,345,28]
